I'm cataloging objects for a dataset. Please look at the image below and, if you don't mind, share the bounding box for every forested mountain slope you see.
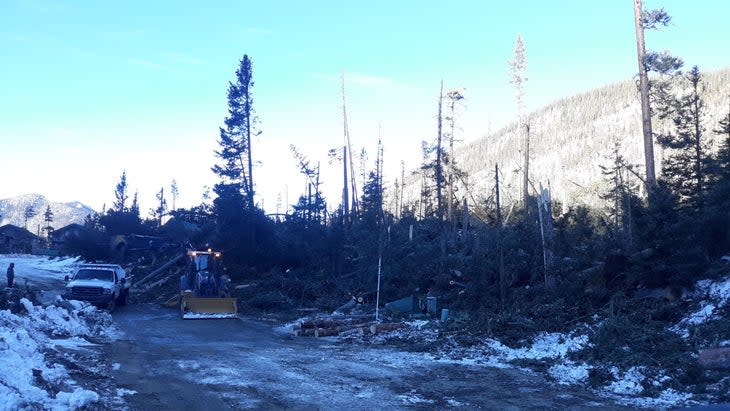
[0,194,93,233]
[402,67,730,212]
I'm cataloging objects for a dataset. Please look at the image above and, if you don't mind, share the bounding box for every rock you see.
[698,348,730,369]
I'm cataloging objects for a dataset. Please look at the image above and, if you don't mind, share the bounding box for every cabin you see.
[0,224,41,254]
[48,223,85,250]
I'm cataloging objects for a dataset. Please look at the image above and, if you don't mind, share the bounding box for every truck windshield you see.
[74,269,114,281]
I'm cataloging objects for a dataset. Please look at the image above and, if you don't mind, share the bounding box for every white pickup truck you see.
[64,264,131,311]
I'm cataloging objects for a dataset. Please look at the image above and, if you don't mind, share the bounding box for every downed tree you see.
[370,322,406,334]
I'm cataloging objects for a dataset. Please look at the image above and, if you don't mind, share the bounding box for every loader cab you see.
[188,249,222,273]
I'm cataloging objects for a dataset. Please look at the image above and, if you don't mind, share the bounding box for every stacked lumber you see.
[291,315,405,338]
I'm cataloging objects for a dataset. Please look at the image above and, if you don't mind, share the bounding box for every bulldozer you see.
[178,249,238,319]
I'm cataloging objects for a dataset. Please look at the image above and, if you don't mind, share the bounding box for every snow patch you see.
[549,361,590,385]
[672,275,730,336]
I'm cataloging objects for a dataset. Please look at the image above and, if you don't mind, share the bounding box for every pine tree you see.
[508,34,529,209]
[435,80,445,222]
[113,171,129,212]
[656,66,708,212]
[43,205,54,238]
[712,98,730,175]
[444,88,465,228]
[170,179,179,212]
[600,141,639,249]
[634,2,680,191]
[290,145,326,225]
[150,187,167,227]
[360,139,385,228]
[212,54,259,208]
[24,205,37,230]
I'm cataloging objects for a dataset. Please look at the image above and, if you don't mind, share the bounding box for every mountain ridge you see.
[398,66,730,213]
[0,194,95,235]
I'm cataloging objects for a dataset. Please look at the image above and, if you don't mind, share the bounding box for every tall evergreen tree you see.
[435,80,445,222]
[170,179,179,212]
[600,141,638,249]
[634,2,679,192]
[656,66,708,212]
[23,205,36,230]
[508,34,529,209]
[113,171,129,212]
[212,54,259,208]
[712,97,730,175]
[150,187,167,227]
[444,88,465,227]
[360,140,385,228]
[43,205,54,238]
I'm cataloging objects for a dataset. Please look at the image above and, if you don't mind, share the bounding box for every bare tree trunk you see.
[496,164,505,307]
[537,183,554,288]
[315,164,321,224]
[342,145,349,226]
[436,80,444,223]
[522,123,530,210]
[341,73,359,218]
[693,84,703,210]
[400,160,405,219]
[634,0,656,189]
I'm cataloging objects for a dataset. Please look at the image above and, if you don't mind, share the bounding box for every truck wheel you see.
[107,297,116,313]
[118,289,128,306]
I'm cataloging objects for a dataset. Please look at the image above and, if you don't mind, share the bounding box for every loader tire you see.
[118,289,128,306]
[107,297,116,313]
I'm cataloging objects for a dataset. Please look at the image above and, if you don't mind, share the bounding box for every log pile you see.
[291,315,406,338]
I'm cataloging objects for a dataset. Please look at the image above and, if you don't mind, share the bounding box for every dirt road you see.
[106,304,630,410]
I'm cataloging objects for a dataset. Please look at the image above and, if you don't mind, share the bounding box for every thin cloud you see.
[164,52,204,66]
[128,58,167,71]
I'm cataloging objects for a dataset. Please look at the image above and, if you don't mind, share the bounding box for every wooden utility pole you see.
[634,0,656,189]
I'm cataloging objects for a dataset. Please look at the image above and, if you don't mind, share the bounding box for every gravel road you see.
[106,304,631,410]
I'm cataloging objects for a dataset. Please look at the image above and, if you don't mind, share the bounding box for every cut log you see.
[293,328,315,337]
[370,322,406,334]
[299,317,369,329]
[315,327,339,337]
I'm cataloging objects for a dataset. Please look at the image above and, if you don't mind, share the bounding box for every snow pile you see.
[0,297,113,410]
[603,366,693,408]
[672,275,730,337]
[484,332,590,362]
[548,361,590,385]
[426,331,591,375]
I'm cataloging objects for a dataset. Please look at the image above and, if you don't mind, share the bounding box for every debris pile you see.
[291,315,406,338]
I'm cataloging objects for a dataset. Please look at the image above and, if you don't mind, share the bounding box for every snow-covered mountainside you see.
[397,66,730,212]
[0,194,94,232]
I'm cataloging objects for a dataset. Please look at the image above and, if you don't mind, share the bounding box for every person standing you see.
[6,262,14,288]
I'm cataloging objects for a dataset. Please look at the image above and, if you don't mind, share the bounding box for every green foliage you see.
[61,226,110,261]
[99,210,143,236]
[656,66,709,211]
[212,183,275,271]
[212,54,259,206]
[113,171,129,212]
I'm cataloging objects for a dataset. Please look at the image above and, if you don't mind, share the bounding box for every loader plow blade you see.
[181,296,238,319]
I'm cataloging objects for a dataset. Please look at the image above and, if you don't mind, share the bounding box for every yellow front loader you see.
[179,250,238,319]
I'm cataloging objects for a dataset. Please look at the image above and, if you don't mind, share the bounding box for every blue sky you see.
[1,0,728,215]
